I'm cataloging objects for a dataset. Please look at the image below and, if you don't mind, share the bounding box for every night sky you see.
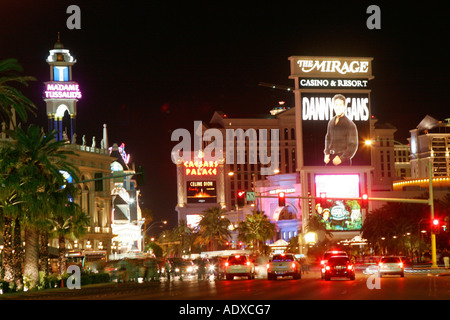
[1,1,448,228]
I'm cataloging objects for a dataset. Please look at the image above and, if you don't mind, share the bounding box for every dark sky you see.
[1,1,448,228]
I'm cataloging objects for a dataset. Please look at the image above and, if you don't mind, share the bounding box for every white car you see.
[225,255,255,280]
[267,253,301,280]
[378,256,404,277]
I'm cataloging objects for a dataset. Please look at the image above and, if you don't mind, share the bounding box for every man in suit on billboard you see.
[324,94,358,166]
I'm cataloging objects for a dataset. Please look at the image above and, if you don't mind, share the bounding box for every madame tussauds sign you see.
[289,56,373,79]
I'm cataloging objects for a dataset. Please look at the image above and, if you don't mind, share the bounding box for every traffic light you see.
[432,218,440,234]
[136,165,145,186]
[361,194,369,210]
[318,192,327,206]
[278,192,286,207]
[237,190,246,207]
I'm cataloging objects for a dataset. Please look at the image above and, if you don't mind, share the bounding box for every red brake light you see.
[266,263,270,269]
[325,266,330,271]
[291,263,296,268]
[320,260,326,265]
[378,262,383,267]
[347,264,354,271]
[398,262,403,268]
[246,261,250,266]
[225,262,229,267]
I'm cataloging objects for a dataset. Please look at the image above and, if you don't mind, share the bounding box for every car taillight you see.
[398,262,403,268]
[320,260,326,265]
[347,264,354,271]
[378,262,383,267]
[291,263,296,269]
[266,264,270,269]
[246,261,250,266]
[325,265,331,271]
[225,262,229,267]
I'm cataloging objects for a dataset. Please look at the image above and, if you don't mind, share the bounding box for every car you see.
[324,256,355,281]
[378,256,404,277]
[267,253,301,280]
[320,250,348,279]
[225,254,255,280]
[209,256,228,279]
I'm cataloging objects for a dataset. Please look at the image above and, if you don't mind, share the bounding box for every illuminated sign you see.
[53,66,69,81]
[289,56,373,79]
[302,94,369,121]
[301,92,371,166]
[299,78,369,89]
[315,174,362,231]
[186,180,217,203]
[44,82,82,99]
[186,214,203,229]
[184,160,219,176]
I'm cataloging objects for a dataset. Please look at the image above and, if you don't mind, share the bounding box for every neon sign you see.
[289,56,373,79]
[297,59,369,75]
[184,160,218,176]
[302,95,369,121]
[44,83,82,99]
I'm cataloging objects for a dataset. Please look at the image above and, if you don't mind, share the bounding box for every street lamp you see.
[142,220,167,249]
[366,138,438,268]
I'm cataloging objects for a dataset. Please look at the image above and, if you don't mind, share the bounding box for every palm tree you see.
[3,125,79,288]
[195,206,231,251]
[0,142,25,286]
[238,211,276,253]
[47,186,89,275]
[0,58,36,125]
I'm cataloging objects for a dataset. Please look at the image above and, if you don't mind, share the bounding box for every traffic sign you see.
[246,191,255,201]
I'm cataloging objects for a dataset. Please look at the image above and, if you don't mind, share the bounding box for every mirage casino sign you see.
[289,56,373,79]
[289,56,374,167]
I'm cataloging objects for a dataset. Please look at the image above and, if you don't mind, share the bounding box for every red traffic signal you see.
[431,218,440,234]
[317,192,327,206]
[278,192,286,207]
[237,190,246,207]
[361,194,369,209]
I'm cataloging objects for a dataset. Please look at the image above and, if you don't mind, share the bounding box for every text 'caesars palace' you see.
[173,56,450,252]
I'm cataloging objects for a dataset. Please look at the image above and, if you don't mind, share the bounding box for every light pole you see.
[366,138,438,268]
[142,220,167,250]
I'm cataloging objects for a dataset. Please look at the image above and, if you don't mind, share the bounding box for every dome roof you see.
[54,32,64,49]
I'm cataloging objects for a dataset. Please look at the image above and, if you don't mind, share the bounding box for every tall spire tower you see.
[44,33,82,141]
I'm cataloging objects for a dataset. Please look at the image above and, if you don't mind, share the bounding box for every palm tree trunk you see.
[12,217,23,289]
[58,234,67,275]
[39,231,49,276]
[23,226,39,289]
[2,217,14,284]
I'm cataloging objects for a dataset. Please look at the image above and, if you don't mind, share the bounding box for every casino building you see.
[42,37,143,259]
[174,56,449,251]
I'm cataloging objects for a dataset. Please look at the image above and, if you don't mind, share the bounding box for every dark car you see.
[324,256,355,281]
[320,250,348,279]
[210,256,228,279]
